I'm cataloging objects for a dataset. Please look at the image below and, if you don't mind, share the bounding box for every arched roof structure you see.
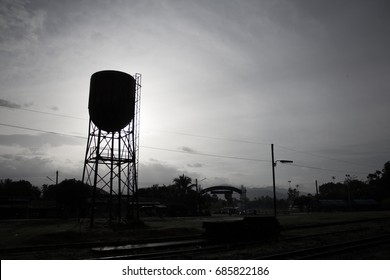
[200,185,242,195]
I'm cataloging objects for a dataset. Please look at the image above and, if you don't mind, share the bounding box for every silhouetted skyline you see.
[0,0,389,193]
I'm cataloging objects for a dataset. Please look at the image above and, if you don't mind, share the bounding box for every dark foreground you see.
[1,211,390,259]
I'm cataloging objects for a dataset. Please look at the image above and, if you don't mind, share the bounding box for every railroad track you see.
[1,216,389,259]
[93,243,226,260]
[255,234,390,260]
[281,216,390,231]
[0,235,204,259]
[90,238,210,260]
[90,226,384,260]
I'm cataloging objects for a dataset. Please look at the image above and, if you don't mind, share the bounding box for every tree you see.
[318,182,346,199]
[287,187,299,204]
[346,179,372,199]
[138,179,201,217]
[367,161,390,203]
[224,192,233,206]
[172,174,192,191]
[294,195,312,212]
[367,170,383,185]
[42,179,90,218]
[0,179,41,200]
[255,196,273,210]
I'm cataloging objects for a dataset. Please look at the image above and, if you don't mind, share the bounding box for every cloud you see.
[0,133,84,151]
[0,98,21,109]
[0,0,46,52]
[0,132,85,186]
[138,161,178,187]
[187,163,203,168]
[138,159,200,188]
[0,99,34,111]
[178,146,198,154]
[0,153,54,182]
[0,152,83,186]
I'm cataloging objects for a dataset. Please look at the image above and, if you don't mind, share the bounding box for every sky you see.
[1,0,389,194]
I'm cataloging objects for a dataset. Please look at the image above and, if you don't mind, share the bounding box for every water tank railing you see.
[89,147,134,160]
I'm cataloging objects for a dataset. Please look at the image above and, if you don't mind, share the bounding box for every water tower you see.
[82,70,141,226]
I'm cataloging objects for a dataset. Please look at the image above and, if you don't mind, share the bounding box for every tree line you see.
[287,161,390,211]
[0,178,90,219]
[1,161,389,218]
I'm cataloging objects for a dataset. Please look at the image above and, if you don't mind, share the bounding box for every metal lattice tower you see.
[82,73,141,226]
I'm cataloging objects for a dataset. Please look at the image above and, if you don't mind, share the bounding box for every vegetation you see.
[288,161,390,211]
[42,179,90,218]
[0,179,41,200]
[0,178,90,219]
[1,161,390,219]
[138,182,199,216]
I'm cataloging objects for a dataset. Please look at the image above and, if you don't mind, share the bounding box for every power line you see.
[0,122,376,177]
[132,128,383,170]
[1,103,270,146]
[0,104,87,120]
[276,144,378,169]
[148,128,271,146]
[141,145,271,163]
[288,163,368,175]
[0,122,270,163]
[0,105,383,169]
[0,123,86,139]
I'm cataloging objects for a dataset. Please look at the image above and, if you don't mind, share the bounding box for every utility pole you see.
[47,171,59,185]
[271,144,277,217]
[195,178,199,215]
[271,144,293,217]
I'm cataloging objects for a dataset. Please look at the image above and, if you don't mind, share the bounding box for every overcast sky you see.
[1,0,389,194]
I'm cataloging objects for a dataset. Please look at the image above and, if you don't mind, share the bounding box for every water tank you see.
[88,70,136,132]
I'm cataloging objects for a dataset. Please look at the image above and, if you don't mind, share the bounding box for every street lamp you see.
[46,170,59,185]
[190,177,207,193]
[271,144,293,217]
[345,174,352,208]
[197,177,207,192]
[193,178,206,215]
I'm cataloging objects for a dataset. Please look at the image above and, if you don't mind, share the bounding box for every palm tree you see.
[173,174,192,191]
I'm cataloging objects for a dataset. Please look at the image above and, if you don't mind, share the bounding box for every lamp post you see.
[271,144,293,217]
[46,170,58,185]
[345,174,352,209]
[191,178,206,215]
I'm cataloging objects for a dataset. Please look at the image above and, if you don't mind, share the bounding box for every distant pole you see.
[56,170,58,185]
[271,144,277,217]
[195,178,199,215]
[315,180,319,196]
